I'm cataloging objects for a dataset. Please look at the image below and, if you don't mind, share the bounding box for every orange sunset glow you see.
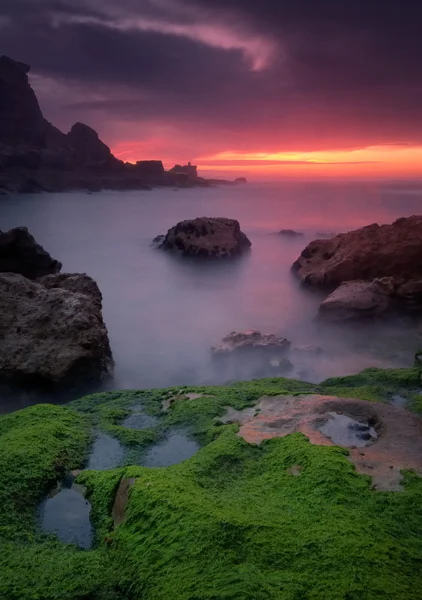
[111,144,422,179]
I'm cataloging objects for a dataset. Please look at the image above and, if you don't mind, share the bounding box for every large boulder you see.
[0,272,113,385]
[155,217,251,258]
[0,227,61,279]
[66,122,119,170]
[318,279,394,322]
[292,216,422,288]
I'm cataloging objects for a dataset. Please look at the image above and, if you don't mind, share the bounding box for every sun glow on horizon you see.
[195,145,422,177]
[111,143,422,179]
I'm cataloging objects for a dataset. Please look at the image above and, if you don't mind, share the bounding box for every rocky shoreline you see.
[1,364,422,599]
[0,55,246,194]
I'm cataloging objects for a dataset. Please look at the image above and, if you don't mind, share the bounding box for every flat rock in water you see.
[154,217,251,258]
[278,229,304,237]
[212,330,290,356]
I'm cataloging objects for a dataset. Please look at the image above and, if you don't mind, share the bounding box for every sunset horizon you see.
[2,0,419,181]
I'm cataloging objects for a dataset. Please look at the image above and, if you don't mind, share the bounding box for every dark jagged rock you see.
[155,217,251,258]
[0,272,113,386]
[0,227,61,279]
[0,55,47,146]
[66,123,123,171]
[134,160,165,176]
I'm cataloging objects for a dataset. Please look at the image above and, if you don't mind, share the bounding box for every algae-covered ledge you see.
[1,367,422,599]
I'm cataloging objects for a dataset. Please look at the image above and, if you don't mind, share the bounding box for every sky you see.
[1,0,422,178]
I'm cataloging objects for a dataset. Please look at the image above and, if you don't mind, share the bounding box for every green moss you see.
[81,429,422,600]
[2,368,422,599]
[0,404,120,599]
[0,404,91,538]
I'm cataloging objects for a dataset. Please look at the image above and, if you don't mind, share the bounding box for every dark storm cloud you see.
[1,0,422,154]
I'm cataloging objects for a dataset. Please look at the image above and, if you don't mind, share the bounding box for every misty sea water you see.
[1,180,421,411]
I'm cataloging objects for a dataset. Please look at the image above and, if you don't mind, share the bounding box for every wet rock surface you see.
[0,226,61,279]
[154,217,251,258]
[0,272,113,386]
[222,394,422,491]
[112,477,136,526]
[38,475,92,549]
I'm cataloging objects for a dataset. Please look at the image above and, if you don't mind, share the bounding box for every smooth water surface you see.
[87,432,124,470]
[142,432,200,467]
[1,181,422,410]
[38,479,92,548]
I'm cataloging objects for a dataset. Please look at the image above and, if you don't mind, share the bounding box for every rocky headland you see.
[0,55,244,193]
[292,215,422,321]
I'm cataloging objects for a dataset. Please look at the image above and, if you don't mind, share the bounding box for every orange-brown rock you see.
[292,215,422,288]
[220,394,422,491]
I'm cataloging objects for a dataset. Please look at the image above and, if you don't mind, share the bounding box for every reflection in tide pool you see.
[142,431,200,467]
[38,478,92,549]
[87,432,124,470]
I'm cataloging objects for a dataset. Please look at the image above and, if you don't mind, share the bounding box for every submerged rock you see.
[318,278,394,321]
[154,217,251,258]
[278,229,304,237]
[0,226,61,279]
[0,272,113,385]
[212,330,290,356]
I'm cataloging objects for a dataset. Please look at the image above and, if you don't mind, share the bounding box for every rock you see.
[66,123,118,171]
[0,272,113,385]
[278,229,304,237]
[269,357,294,374]
[39,273,103,309]
[234,177,247,183]
[292,216,422,287]
[151,235,165,248]
[134,160,165,178]
[156,217,251,258]
[318,279,394,322]
[212,330,290,356]
[396,280,422,311]
[0,55,48,146]
[0,226,62,279]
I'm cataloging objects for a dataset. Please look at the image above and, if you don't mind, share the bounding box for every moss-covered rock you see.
[1,369,422,599]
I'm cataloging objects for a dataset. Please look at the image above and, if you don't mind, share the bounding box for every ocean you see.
[1,179,422,412]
